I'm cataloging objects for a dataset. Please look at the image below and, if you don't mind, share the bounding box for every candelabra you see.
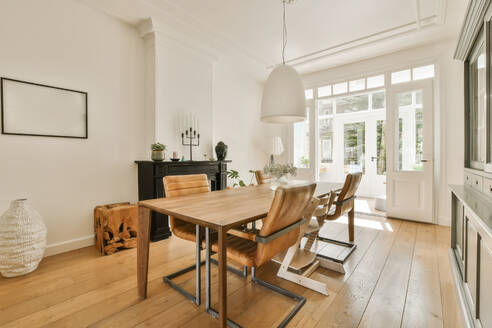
[181,127,200,161]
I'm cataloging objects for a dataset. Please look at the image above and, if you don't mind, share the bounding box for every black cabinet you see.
[135,160,230,241]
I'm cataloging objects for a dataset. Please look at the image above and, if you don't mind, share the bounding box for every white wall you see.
[212,61,285,185]
[0,0,146,255]
[153,34,214,160]
[300,39,464,226]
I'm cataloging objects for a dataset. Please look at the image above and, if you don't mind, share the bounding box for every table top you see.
[138,181,343,230]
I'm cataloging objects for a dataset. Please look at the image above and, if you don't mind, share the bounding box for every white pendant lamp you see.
[261,0,306,124]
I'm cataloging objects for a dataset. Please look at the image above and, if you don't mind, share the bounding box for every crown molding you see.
[84,0,455,79]
[135,1,269,80]
[144,0,270,66]
[435,0,447,25]
[275,16,438,70]
[137,18,219,63]
[454,0,491,60]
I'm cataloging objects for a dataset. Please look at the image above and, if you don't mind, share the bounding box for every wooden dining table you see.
[137,181,343,327]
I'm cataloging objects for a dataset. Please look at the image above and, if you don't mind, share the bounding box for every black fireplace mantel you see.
[135,160,231,241]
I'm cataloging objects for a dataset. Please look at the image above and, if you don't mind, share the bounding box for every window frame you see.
[467,27,486,170]
[293,63,436,180]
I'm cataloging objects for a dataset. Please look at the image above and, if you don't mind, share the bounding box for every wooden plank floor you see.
[0,215,465,328]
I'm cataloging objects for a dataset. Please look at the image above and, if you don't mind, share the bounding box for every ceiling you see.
[78,0,468,76]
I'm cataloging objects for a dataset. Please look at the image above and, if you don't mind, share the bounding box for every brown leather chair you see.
[204,183,316,326]
[162,174,210,305]
[255,170,271,185]
[276,173,362,294]
[162,174,247,306]
[316,172,362,242]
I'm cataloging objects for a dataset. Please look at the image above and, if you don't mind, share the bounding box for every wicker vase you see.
[0,199,47,278]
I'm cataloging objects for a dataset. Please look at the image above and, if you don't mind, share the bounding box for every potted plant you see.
[263,163,297,189]
[151,143,166,161]
[226,169,257,188]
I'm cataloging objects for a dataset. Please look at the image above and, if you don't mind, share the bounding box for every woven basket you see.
[0,199,47,277]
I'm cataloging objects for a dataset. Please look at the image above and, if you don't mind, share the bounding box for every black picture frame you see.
[0,77,88,139]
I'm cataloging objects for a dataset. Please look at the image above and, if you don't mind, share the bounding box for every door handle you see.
[420,159,430,163]
[371,156,377,162]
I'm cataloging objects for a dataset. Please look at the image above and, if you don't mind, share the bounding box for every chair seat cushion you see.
[209,235,257,268]
[172,222,204,242]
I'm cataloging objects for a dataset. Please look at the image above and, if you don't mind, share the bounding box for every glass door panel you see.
[344,122,365,174]
[376,119,386,175]
[396,90,424,171]
[319,118,334,164]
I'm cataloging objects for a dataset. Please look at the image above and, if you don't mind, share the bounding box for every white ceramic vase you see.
[0,199,47,278]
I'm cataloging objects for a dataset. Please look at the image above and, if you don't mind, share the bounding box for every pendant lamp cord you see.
[282,0,287,65]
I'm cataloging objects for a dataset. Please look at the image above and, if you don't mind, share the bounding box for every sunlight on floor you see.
[335,216,393,231]
[355,199,372,213]
[354,197,387,218]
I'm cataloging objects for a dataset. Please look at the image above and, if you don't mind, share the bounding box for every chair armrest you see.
[228,228,257,241]
[255,218,306,244]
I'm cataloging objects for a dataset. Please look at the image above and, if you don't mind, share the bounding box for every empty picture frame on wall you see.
[0,78,88,138]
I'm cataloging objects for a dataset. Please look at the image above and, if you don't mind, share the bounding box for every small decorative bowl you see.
[170,158,180,162]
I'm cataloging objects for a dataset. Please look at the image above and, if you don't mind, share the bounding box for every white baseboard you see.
[44,235,95,257]
[438,215,451,227]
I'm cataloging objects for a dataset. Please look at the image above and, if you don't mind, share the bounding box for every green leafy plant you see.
[227,170,246,187]
[300,156,309,166]
[263,163,297,179]
[151,142,166,151]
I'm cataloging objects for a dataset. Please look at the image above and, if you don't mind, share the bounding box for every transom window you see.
[391,64,435,84]
[316,74,385,99]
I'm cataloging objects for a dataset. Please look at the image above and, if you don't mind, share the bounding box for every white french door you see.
[334,111,386,197]
[386,79,433,222]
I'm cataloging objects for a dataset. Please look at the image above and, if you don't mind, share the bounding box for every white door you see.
[365,112,386,197]
[333,110,385,198]
[386,80,433,222]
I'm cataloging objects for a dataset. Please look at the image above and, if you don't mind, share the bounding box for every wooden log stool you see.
[94,202,138,255]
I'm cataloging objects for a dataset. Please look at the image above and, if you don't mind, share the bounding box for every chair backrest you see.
[255,170,271,185]
[255,183,316,267]
[163,174,210,229]
[335,172,362,215]
[163,174,210,197]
